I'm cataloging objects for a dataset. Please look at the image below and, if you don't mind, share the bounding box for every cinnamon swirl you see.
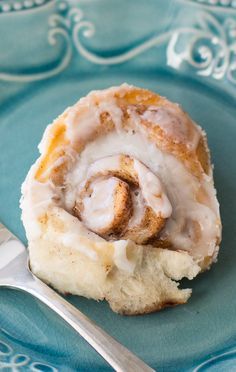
[20,84,221,314]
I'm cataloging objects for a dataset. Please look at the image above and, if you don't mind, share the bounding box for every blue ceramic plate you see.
[1,0,236,370]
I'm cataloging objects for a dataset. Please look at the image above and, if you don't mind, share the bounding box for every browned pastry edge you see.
[107,298,188,315]
[36,86,210,184]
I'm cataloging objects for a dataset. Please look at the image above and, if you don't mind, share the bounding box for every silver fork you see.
[0,222,155,372]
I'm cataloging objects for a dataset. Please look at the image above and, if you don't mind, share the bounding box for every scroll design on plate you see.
[72,9,236,84]
[194,348,236,371]
[1,1,236,85]
[0,1,75,82]
[167,11,236,84]
[0,340,57,371]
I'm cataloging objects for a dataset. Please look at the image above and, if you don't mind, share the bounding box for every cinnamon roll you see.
[20,84,221,315]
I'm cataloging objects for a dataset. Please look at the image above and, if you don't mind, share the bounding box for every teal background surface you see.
[0,0,236,370]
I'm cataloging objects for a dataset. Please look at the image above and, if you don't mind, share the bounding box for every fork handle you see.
[21,275,155,372]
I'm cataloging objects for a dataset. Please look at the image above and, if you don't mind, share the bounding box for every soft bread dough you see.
[20,84,221,314]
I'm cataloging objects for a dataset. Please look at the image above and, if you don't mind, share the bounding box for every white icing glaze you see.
[141,105,201,150]
[133,159,172,218]
[81,177,117,232]
[65,85,124,144]
[51,207,105,242]
[22,128,220,269]
[65,103,100,145]
[63,131,220,260]
[128,190,145,228]
[87,156,120,179]
[61,233,98,260]
[97,98,123,132]
[70,153,171,231]
[21,84,220,274]
[20,161,56,240]
[113,240,136,273]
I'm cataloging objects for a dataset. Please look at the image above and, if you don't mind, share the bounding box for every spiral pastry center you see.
[73,155,172,244]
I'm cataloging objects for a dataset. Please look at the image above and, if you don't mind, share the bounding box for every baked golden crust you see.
[35,87,209,183]
[108,299,187,316]
[35,86,214,252]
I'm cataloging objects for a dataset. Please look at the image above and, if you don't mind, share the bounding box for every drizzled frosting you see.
[141,105,201,150]
[21,84,221,273]
[80,177,121,232]
[70,154,172,242]
[133,159,172,218]
[63,131,220,260]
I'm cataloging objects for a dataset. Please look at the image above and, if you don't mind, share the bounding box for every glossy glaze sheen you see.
[0,0,236,370]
